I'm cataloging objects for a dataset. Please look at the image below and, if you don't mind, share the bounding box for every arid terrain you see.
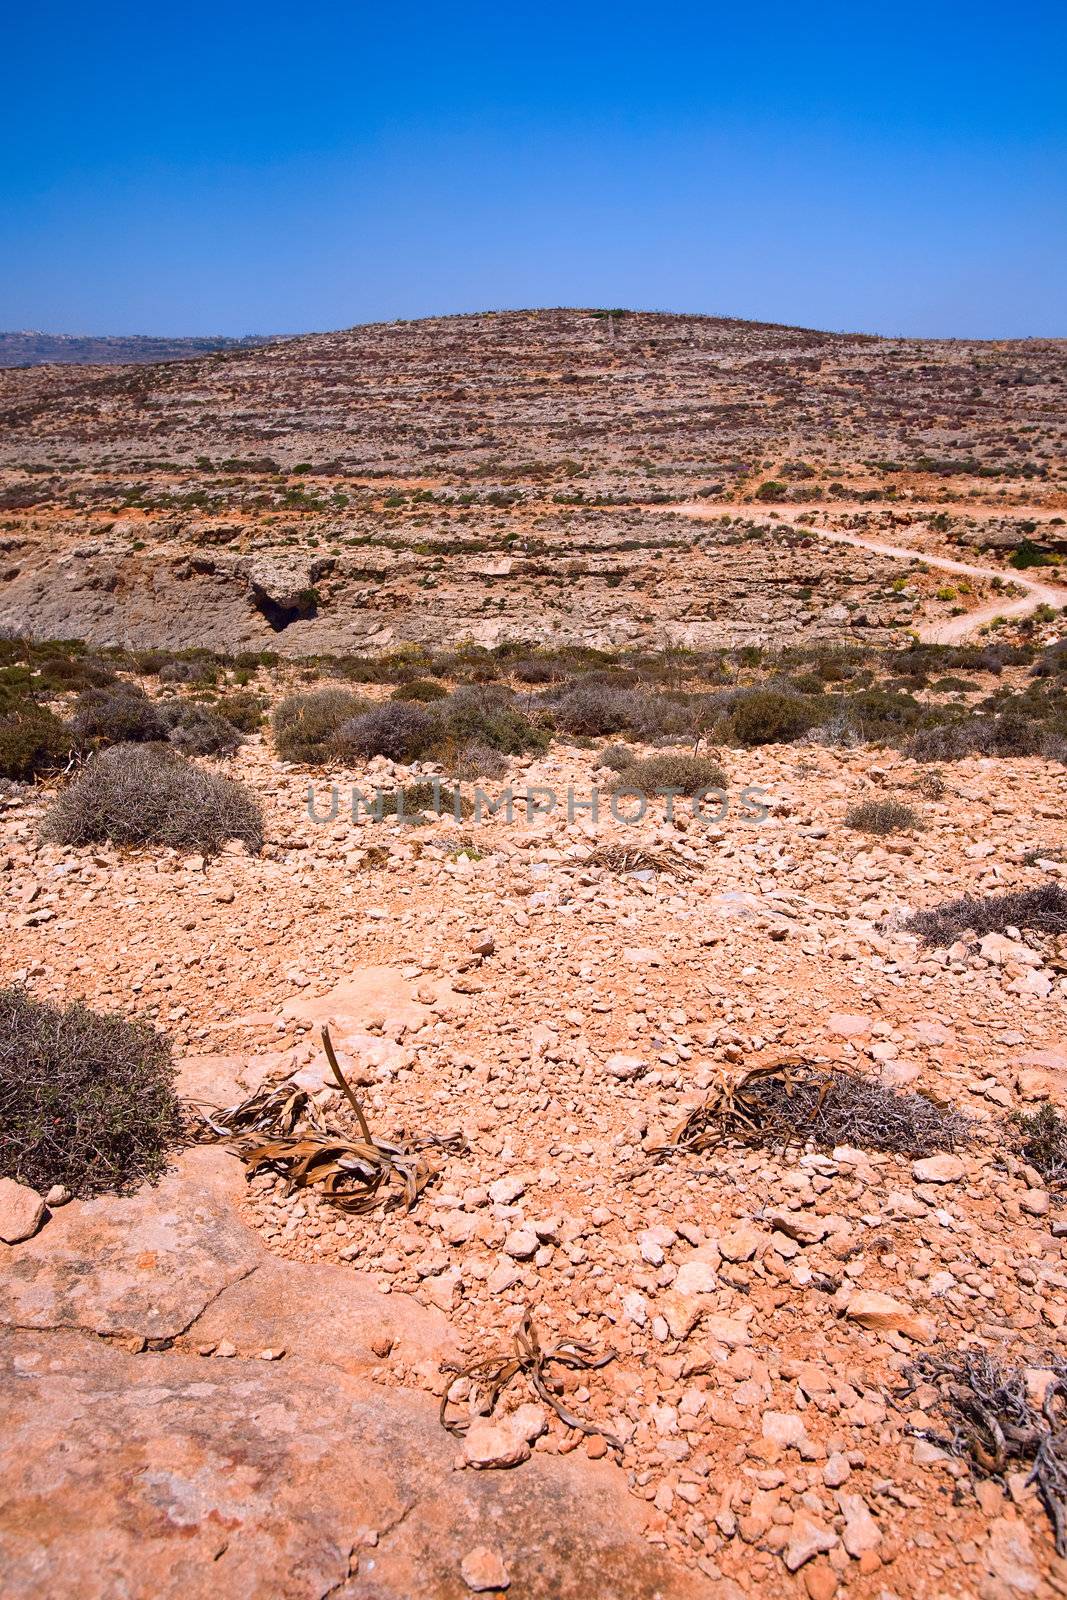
[1,311,1066,1600]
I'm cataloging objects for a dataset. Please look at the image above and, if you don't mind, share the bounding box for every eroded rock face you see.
[243,554,330,629]
[0,1144,459,1372]
[0,1329,709,1600]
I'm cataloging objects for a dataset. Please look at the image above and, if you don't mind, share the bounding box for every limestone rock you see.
[0,1179,45,1245]
[843,1290,933,1343]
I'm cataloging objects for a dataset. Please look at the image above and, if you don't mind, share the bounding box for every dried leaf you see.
[441,1307,622,1454]
[193,1026,464,1217]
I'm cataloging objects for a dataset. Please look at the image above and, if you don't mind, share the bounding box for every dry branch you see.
[441,1308,623,1453]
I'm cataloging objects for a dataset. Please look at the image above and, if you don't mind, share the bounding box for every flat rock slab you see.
[0,1148,259,1341]
[187,1255,460,1370]
[0,1147,456,1372]
[0,1329,709,1600]
[284,965,430,1039]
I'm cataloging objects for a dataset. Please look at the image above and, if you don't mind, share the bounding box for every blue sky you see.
[2,1,1065,337]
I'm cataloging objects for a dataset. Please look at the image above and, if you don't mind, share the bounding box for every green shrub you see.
[272,688,369,762]
[32,652,117,692]
[0,985,181,1197]
[1009,539,1049,570]
[377,781,472,821]
[214,690,265,732]
[41,743,263,854]
[0,706,71,780]
[1008,1102,1066,1186]
[724,689,820,746]
[439,685,549,755]
[393,677,448,702]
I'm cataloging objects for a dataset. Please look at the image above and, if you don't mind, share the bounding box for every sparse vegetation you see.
[160,701,242,756]
[72,684,166,746]
[272,688,369,762]
[1008,1102,1067,1187]
[662,1061,970,1157]
[615,753,726,796]
[909,882,1067,946]
[909,1350,1067,1555]
[0,706,71,780]
[336,702,438,763]
[0,986,181,1197]
[845,798,921,835]
[41,743,263,854]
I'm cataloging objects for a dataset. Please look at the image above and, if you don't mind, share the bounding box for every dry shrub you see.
[272,688,369,762]
[41,742,263,854]
[908,1350,1067,1555]
[845,798,921,835]
[0,985,180,1196]
[910,713,1066,764]
[547,680,646,737]
[449,742,508,782]
[336,701,439,762]
[72,684,166,745]
[909,882,1067,946]
[587,842,696,879]
[161,701,242,756]
[662,1060,969,1157]
[598,743,635,771]
[615,752,725,796]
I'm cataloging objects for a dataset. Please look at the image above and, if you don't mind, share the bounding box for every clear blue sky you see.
[3,1,1065,338]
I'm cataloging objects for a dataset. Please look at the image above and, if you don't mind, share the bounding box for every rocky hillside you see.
[0,311,1064,656]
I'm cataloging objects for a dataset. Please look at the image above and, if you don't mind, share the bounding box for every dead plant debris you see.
[656,1058,970,1159]
[1008,1102,1067,1188]
[907,1350,1067,1555]
[196,1026,465,1215]
[586,843,696,879]
[440,1308,622,1454]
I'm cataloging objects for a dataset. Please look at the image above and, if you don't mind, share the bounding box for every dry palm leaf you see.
[189,1081,315,1141]
[199,1027,464,1216]
[440,1307,623,1454]
[656,1057,818,1156]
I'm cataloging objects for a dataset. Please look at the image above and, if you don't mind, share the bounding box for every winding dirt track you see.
[668,503,1067,644]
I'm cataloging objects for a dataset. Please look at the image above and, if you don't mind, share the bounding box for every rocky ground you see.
[3,726,1066,1599]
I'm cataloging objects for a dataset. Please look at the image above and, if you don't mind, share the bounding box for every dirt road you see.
[668,503,1067,643]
